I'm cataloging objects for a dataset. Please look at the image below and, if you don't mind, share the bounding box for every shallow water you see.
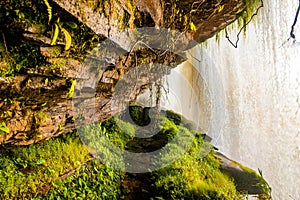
[161,0,300,199]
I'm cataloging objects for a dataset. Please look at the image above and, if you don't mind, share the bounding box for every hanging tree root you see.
[224,0,264,48]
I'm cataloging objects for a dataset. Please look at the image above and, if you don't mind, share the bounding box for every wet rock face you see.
[0,0,248,145]
[0,48,181,145]
[216,152,268,195]
[53,0,246,44]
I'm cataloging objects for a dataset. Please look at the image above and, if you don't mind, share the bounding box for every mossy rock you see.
[165,110,182,125]
[121,105,151,126]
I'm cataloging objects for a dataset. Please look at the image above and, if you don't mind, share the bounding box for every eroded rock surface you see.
[0,0,250,145]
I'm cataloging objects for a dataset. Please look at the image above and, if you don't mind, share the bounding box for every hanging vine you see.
[224,0,264,48]
[288,0,300,42]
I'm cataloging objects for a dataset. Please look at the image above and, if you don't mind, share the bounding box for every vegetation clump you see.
[0,132,90,199]
[151,124,242,199]
[39,159,125,200]
[0,106,271,199]
[0,0,104,77]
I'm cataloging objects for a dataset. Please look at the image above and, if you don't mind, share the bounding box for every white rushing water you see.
[160,0,300,199]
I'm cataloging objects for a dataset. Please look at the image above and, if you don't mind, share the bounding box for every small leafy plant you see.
[0,122,10,134]
[67,79,76,98]
[0,131,90,199]
[189,21,197,31]
[50,18,73,50]
[43,0,74,50]
[43,0,52,24]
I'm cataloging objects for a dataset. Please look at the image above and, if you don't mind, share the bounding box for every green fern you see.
[43,0,72,51]
[61,27,72,50]
[43,0,52,24]
[50,23,59,45]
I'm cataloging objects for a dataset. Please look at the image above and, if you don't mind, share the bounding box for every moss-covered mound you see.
[0,106,271,199]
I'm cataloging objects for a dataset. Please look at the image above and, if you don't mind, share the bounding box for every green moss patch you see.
[0,132,90,199]
[0,106,271,199]
[39,159,125,200]
[152,132,242,199]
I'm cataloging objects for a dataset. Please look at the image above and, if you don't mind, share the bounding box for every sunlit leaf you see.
[51,23,59,45]
[65,22,78,29]
[67,79,76,99]
[190,22,197,31]
[43,0,52,24]
[0,122,10,134]
[218,5,224,12]
[61,27,72,50]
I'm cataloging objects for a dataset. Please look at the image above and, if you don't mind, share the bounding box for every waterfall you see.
[160,0,300,199]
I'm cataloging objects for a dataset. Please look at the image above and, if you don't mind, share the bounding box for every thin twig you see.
[123,40,158,66]
[1,30,8,52]
[224,0,264,48]
[1,30,17,64]
[288,0,300,42]
[59,157,94,180]
[159,32,185,57]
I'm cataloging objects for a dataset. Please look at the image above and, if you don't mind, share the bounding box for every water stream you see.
[161,1,300,199]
